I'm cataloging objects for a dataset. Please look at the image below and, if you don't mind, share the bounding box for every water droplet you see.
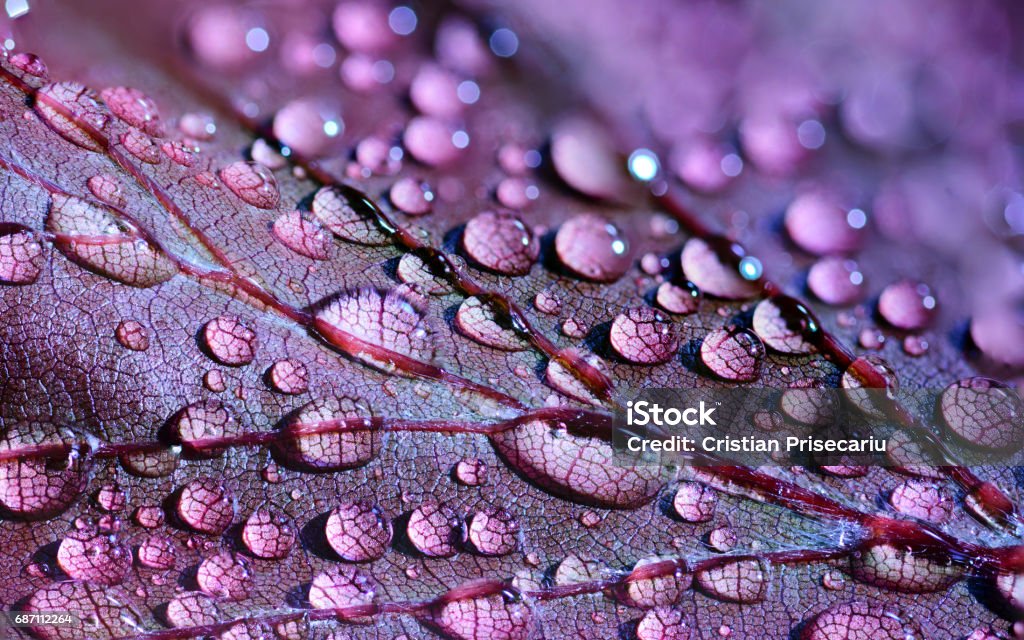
[578,510,601,528]
[137,533,176,569]
[694,558,768,603]
[34,81,108,151]
[100,86,162,136]
[388,176,434,215]
[404,116,462,166]
[86,173,126,207]
[672,482,716,522]
[850,542,963,593]
[197,550,252,600]
[115,319,149,351]
[969,310,1024,368]
[561,317,588,339]
[203,315,257,366]
[889,479,953,523]
[902,335,929,356]
[706,526,737,552]
[455,296,529,352]
[680,236,759,299]
[0,223,44,285]
[161,140,197,167]
[803,602,919,640]
[271,210,332,260]
[784,192,864,255]
[609,306,679,365]
[220,161,280,209]
[467,507,519,556]
[550,116,632,201]
[670,138,736,194]
[57,527,131,585]
[134,505,164,529]
[315,288,434,369]
[332,1,395,53]
[276,396,379,471]
[841,355,899,418]
[25,582,144,640]
[752,296,820,354]
[878,280,937,331]
[94,483,125,512]
[9,52,48,82]
[531,290,561,316]
[241,510,297,560]
[119,447,178,478]
[555,213,631,282]
[545,349,606,406]
[462,210,538,276]
[637,606,694,640]
[422,583,532,640]
[267,358,309,395]
[326,500,393,562]
[618,557,691,609]
[407,502,464,557]
[454,458,487,486]
[309,564,376,616]
[179,112,216,140]
[490,420,663,508]
[807,257,865,306]
[0,424,90,519]
[273,98,341,158]
[167,400,239,458]
[120,127,161,164]
[176,477,234,534]
[496,177,538,210]
[221,622,273,640]
[821,570,846,591]
[410,63,462,118]
[656,281,701,315]
[312,184,390,245]
[396,251,454,295]
[995,570,1024,618]
[858,328,886,350]
[940,377,1023,450]
[700,326,764,382]
[46,194,178,287]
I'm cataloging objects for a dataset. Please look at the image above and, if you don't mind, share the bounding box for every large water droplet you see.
[267,359,310,395]
[272,210,332,260]
[807,257,865,306]
[656,280,701,315]
[467,507,518,556]
[86,173,126,208]
[312,184,390,245]
[637,606,694,640]
[0,423,90,519]
[197,550,252,600]
[101,86,163,136]
[273,98,341,158]
[802,602,920,640]
[849,541,963,593]
[0,223,44,285]
[939,377,1023,450]
[550,116,632,201]
[165,592,220,628]
[57,527,131,585]
[877,280,936,331]
[421,582,532,640]
[700,326,764,382]
[203,315,257,366]
[462,210,538,276]
[672,482,716,522]
[694,558,768,604]
[455,296,529,351]
[46,194,177,287]
[545,349,607,406]
[784,192,864,256]
[220,161,280,209]
[619,558,691,608]
[680,236,759,299]
[555,213,631,282]
[120,127,161,164]
[609,306,679,364]
[752,296,820,354]
[889,479,953,523]
[275,396,379,471]
[326,500,393,562]
[137,533,177,569]
[308,565,376,614]
[242,508,296,559]
[489,420,664,508]
[553,554,607,585]
[176,477,235,534]
[34,82,109,151]
[25,582,144,640]
[167,400,239,457]
[404,116,462,166]
[407,502,465,557]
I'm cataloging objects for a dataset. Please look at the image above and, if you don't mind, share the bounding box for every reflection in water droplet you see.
[751,296,820,354]
[115,319,150,351]
[120,127,161,164]
[454,458,488,486]
[272,210,332,260]
[177,477,235,535]
[196,550,252,600]
[672,482,716,522]
[849,542,963,593]
[680,236,759,300]
[637,606,694,640]
[804,602,919,640]
[57,526,131,585]
[656,280,700,315]
[456,296,529,352]
[807,257,864,306]
[694,558,768,603]
[0,424,91,520]
[275,396,379,471]
[407,502,464,557]
[467,507,519,556]
[26,582,144,640]
[86,173,126,207]
[267,359,310,395]
[312,184,390,245]
[309,565,376,613]
[940,377,1024,450]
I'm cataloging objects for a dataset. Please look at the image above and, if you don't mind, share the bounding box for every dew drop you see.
[166,592,220,628]
[0,423,90,519]
[86,173,126,207]
[455,458,487,486]
[239,509,296,560]
[462,210,539,276]
[273,98,341,158]
[670,138,735,194]
[821,570,847,591]
[134,505,164,529]
[57,527,131,585]
[312,184,390,245]
[496,177,538,210]
[356,136,400,175]
[849,541,963,593]
[46,194,178,287]
[100,86,163,136]
[554,554,607,585]
[619,558,691,608]
[309,565,376,615]
[889,479,953,523]
[397,251,455,295]
[221,622,273,640]
[700,326,764,382]
[389,176,435,215]
[404,116,462,166]
[706,526,737,552]
[555,213,631,282]
[187,5,265,69]
[0,223,44,285]
[197,550,252,600]
[803,601,921,640]
[545,349,607,406]
[940,377,1023,450]
[807,257,865,306]
[532,290,561,316]
[409,63,462,118]
[267,358,310,395]
[34,81,109,151]
[161,140,198,167]
[680,236,759,299]
[578,510,601,528]
[672,482,716,522]
[9,52,48,82]
[94,483,125,512]
[421,582,532,640]
[877,280,937,331]
[752,295,820,354]
[326,500,393,562]
[275,396,379,471]
[176,477,235,535]
[407,502,464,557]
[609,306,679,365]
[120,127,161,164]
[179,112,216,140]
[25,582,144,640]
[271,210,332,260]
[119,447,178,478]
[203,315,257,366]
[137,533,177,570]
[858,328,886,350]
[167,400,239,457]
[969,310,1024,368]
[637,606,694,640]
[841,355,899,418]
[561,317,588,339]
[332,0,395,53]
[550,116,632,201]
[902,335,929,357]
[784,192,863,255]
[220,161,280,209]
[694,558,768,604]
[455,296,529,351]
[467,507,519,556]
[115,319,149,351]
[656,281,701,315]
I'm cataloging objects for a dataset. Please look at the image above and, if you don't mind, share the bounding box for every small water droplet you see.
[326,500,393,562]
[752,295,820,354]
[161,140,197,167]
[849,541,962,593]
[179,112,216,140]
[889,479,953,523]
[940,377,1024,450]
[561,317,589,339]
[34,81,109,151]
[94,483,125,512]
[672,482,716,522]
[119,447,178,478]
[9,52,48,82]
[203,315,257,366]
[878,280,937,331]
[57,527,131,585]
[454,458,487,486]
[785,191,864,255]
[578,510,601,528]
[555,213,631,282]
[858,327,886,350]
[86,173,126,207]
[637,606,694,640]
[267,359,310,395]
[276,396,379,471]
[404,116,462,166]
[220,161,280,209]
[273,98,341,158]
[407,502,464,557]
[462,210,538,276]
[389,176,434,215]
[176,477,234,534]
[271,210,332,260]
[695,558,768,603]
[136,533,176,570]
[312,184,390,245]
[610,306,679,364]
[120,127,161,164]
[821,570,847,591]
[115,319,150,351]
[455,296,528,352]
[550,116,632,200]
[0,424,91,519]
[902,335,929,357]
[467,507,519,556]
[26,582,144,639]
[410,63,463,118]
[309,564,376,612]
[196,550,252,600]
[700,326,764,382]
[619,557,691,608]
[656,280,701,315]
[807,257,865,306]
[680,236,758,299]
[101,86,162,136]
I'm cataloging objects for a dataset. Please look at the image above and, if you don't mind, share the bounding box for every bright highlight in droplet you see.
[388,6,417,35]
[847,208,867,229]
[721,153,743,177]
[323,120,341,137]
[5,0,29,19]
[489,28,519,58]
[797,119,826,149]
[739,256,763,280]
[452,130,470,149]
[245,27,270,52]
[457,80,481,105]
[628,148,660,182]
